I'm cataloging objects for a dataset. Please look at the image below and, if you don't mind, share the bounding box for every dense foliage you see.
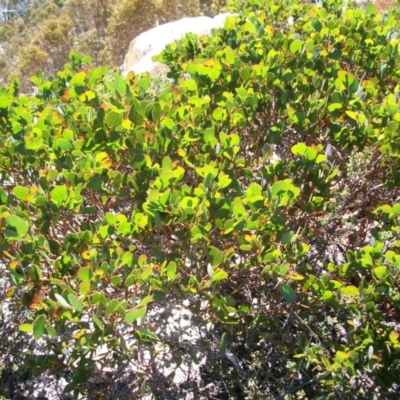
[1,0,400,398]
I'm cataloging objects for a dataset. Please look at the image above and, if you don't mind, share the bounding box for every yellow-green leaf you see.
[339,285,359,297]
[345,110,357,120]
[389,331,399,343]
[335,351,349,361]
[212,269,228,282]
[19,323,33,333]
[78,267,93,282]
[373,266,387,279]
[50,186,68,204]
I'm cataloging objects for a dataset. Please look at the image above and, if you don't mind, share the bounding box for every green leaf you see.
[139,295,153,307]
[92,314,104,331]
[279,284,297,303]
[242,21,256,33]
[204,127,216,144]
[392,203,400,215]
[166,261,177,279]
[378,204,392,214]
[185,79,198,92]
[54,138,73,151]
[79,281,91,295]
[125,307,146,324]
[0,96,11,108]
[320,290,333,300]
[79,90,96,102]
[50,186,68,204]
[232,203,246,219]
[335,351,349,361]
[271,179,300,198]
[217,172,232,190]
[33,315,46,340]
[212,269,228,282]
[122,251,134,266]
[291,142,307,156]
[78,267,93,282]
[240,67,251,81]
[136,327,160,341]
[179,196,199,209]
[385,250,400,266]
[373,266,387,279]
[114,73,127,94]
[327,103,342,112]
[219,332,227,358]
[128,103,144,126]
[91,291,107,306]
[125,273,137,288]
[5,215,29,235]
[106,299,120,315]
[67,294,83,312]
[71,71,87,85]
[345,110,357,121]
[212,107,227,121]
[0,187,8,203]
[87,177,103,190]
[140,266,153,281]
[305,147,317,161]
[46,325,57,339]
[106,111,123,128]
[13,186,30,200]
[290,40,302,54]
[111,275,121,286]
[209,246,223,267]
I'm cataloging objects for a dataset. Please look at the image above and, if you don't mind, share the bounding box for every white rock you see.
[123,13,234,76]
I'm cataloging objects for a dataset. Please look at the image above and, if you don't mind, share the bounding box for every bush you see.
[1,0,400,398]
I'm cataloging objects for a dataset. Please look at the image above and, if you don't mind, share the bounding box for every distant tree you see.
[64,0,116,64]
[105,0,160,65]
[18,43,49,76]
[32,14,73,74]
[199,0,228,16]
[0,0,64,90]
[156,0,200,24]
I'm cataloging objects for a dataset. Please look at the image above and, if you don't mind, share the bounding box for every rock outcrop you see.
[123,13,233,76]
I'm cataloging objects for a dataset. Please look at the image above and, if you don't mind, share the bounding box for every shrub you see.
[1,0,400,398]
